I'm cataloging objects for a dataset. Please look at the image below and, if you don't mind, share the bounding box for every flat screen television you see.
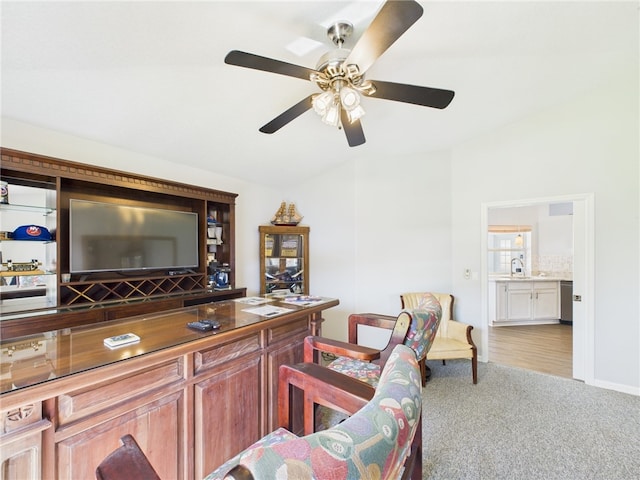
[69,199,199,274]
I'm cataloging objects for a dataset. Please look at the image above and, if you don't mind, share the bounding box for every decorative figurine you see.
[270,202,303,226]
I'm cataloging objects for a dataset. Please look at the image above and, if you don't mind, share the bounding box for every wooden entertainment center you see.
[0,148,340,479]
[0,148,246,339]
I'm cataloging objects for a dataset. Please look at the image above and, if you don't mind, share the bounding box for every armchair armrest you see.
[304,311,413,369]
[303,335,381,363]
[447,319,475,344]
[279,362,375,435]
[348,313,397,343]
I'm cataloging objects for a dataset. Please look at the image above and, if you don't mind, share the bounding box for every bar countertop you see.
[0,295,338,396]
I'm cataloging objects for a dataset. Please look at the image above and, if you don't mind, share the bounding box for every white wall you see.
[292,150,453,342]
[353,151,453,313]
[290,159,358,341]
[451,73,639,392]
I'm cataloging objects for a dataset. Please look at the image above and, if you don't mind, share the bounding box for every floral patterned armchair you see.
[204,344,423,480]
[304,295,443,387]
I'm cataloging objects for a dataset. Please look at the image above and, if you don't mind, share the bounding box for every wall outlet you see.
[464,268,471,280]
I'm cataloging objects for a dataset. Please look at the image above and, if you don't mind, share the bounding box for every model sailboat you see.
[270,202,303,226]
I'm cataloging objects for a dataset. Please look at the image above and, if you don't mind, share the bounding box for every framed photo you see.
[280,234,300,257]
[264,234,275,257]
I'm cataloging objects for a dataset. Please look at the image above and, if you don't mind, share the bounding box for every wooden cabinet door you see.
[1,431,43,480]
[194,354,262,479]
[266,332,307,434]
[259,225,309,295]
[1,401,51,480]
[56,391,184,479]
[1,421,51,480]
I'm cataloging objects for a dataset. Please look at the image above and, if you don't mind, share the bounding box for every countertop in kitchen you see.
[489,275,572,282]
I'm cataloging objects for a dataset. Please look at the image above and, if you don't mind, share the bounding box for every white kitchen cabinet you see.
[533,283,559,320]
[507,282,534,320]
[495,282,508,322]
[492,280,559,325]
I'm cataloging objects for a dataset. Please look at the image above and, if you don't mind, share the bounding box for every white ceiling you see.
[1,1,637,187]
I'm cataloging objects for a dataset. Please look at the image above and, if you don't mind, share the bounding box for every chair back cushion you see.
[402,292,451,338]
[216,344,422,480]
[402,295,442,359]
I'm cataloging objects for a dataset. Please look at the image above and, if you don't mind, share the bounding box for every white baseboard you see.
[589,378,640,396]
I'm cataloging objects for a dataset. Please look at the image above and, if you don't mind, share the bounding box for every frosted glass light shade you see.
[312,91,334,115]
[340,87,360,109]
[515,234,524,246]
[322,104,340,126]
[346,105,365,123]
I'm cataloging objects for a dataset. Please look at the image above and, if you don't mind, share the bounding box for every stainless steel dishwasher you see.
[560,280,573,325]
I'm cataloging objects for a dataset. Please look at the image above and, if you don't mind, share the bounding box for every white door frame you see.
[480,193,595,383]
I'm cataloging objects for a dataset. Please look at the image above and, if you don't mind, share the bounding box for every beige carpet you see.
[422,359,639,479]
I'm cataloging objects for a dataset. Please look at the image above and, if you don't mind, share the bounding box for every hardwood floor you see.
[488,323,573,378]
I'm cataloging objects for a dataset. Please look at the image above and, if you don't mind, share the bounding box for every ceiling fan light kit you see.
[313,91,341,127]
[311,83,365,126]
[224,0,455,147]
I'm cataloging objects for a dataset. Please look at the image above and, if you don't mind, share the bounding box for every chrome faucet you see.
[511,257,525,277]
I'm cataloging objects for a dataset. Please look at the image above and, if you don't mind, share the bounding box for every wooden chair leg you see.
[472,349,478,384]
[401,416,422,480]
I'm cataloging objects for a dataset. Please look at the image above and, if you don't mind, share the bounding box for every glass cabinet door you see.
[259,226,309,295]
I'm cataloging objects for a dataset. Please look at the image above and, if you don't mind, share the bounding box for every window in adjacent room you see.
[488,226,532,275]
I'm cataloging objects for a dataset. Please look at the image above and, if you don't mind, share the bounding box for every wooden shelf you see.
[0,203,54,215]
[0,270,49,277]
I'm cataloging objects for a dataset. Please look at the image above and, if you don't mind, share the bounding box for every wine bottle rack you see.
[59,274,207,306]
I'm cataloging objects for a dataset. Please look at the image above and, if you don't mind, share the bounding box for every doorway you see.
[480,194,594,382]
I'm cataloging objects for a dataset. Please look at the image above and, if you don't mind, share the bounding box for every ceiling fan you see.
[224,0,454,147]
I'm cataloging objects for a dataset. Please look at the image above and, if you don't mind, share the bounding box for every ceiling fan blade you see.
[225,50,318,81]
[344,0,423,74]
[259,95,314,134]
[340,109,366,147]
[368,80,455,109]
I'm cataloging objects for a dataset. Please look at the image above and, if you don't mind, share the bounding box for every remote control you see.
[202,319,221,329]
[187,321,214,332]
[104,333,140,348]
